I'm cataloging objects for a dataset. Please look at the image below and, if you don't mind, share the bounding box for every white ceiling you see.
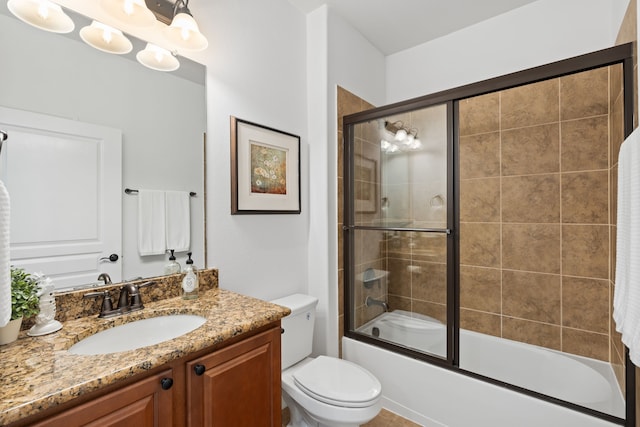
[287,0,540,55]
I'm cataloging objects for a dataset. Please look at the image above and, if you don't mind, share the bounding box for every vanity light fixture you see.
[7,0,74,33]
[136,43,180,71]
[79,20,133,54]
[164,0,208,51]
[382,121,423,153]
[100,0,156,27]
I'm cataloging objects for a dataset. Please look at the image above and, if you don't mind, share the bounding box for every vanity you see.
[0,270,290,426]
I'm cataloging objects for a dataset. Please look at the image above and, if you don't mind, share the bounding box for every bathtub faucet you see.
[366,296,389,312]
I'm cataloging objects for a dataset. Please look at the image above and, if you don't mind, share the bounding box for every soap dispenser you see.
[181,252,199,300]
[164,249,181,275]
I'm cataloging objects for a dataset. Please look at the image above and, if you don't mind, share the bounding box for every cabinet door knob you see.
[160,377,173,390]
[194,364,206,376]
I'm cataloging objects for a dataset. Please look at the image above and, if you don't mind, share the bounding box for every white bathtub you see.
[348,310,624,426]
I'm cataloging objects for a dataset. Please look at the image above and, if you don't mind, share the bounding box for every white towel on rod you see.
[614,127,640,365]
[137,190,166,256]
[0,180,10,327]
[165,191,190,252]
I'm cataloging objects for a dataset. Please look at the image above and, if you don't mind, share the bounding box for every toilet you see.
[271,294,382,427]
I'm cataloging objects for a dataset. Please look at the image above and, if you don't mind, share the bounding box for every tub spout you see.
[366,296,389,312]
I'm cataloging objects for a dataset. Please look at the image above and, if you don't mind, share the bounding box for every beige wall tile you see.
[561,116,609,172]
[460,309,501,337]
[502,317,561,350]
[460,178,500,222]
[501,79,559,129]
[460,223,501,268]
[460,266,501,313]
[337,86,364,129]
[562,328,609,361]
[459,92,500,136]
[459,132,501,179]
[560,68,609,120]
[502,174,560,223]
[501,124,559,176]
[611,93,625,166]
[561,171,609,224]
[412,300,447,324]
[562,225,609,279]
[502,270,561,324]
[502,224,561,274]
[611,165,618,226]
[388,295,411,312]
[615,0,637,45]
[387,257,411,298]
[412,261,447,304]
[562,276,609,333]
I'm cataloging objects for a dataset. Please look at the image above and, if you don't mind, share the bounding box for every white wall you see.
[306,6,386,356]
[386,0,620,103]
[191,0,310,301]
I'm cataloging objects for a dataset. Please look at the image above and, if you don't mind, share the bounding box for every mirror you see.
[0,4,207,289]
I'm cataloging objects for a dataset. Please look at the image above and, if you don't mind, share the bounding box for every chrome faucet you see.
[365,296,389,312]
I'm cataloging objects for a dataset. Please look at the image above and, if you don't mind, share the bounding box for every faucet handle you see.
[84,290,120,318]
[130,281,155,310]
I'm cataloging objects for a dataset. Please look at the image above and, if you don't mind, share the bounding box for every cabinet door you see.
[187,326,281,427]
[32,369,174,427]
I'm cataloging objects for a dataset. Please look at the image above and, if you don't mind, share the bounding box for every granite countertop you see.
[0,287,290,425]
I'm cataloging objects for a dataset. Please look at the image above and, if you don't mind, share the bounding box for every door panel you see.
[0,106,122,288]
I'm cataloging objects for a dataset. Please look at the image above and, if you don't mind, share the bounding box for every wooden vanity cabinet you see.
[20,322,281,427]
[31,369,175,427]
[186,326,282,427]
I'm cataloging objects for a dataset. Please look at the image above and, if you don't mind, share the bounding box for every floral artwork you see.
[250,142,287,195]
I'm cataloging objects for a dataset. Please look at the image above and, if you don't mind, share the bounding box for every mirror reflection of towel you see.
[137,190,166,256]
[165,191,190,253]
[0,180,11,326]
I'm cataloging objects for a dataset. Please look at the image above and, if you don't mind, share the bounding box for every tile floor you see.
[282,408,422,426]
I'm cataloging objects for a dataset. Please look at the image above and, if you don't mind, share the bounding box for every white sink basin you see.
[68,314,207,355]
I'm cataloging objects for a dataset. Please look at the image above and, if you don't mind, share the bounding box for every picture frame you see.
[230,117,301,214]
[355,154,377,213]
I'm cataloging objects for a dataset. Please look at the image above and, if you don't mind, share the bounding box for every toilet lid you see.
[292,356,381,408]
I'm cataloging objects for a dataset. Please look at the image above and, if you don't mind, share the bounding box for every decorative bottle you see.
[164,249,181,275]
[181,252,199,300]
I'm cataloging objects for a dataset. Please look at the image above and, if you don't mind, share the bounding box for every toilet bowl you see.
[282,357,382,427]
[271,294,382,427]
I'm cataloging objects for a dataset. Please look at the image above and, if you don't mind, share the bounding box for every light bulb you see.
[394,128,407,141]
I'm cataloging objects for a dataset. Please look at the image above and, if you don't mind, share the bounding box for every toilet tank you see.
[270,294,318,370]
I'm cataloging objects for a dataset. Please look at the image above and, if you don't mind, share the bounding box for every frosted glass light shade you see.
[136,43,180,72]
[80,21,133,54]
[7,0,74,33]
[101,0,156,27]
[164,12,208,51]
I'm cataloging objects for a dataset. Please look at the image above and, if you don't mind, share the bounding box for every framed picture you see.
[355,154,377,213]
[231,117,301,214]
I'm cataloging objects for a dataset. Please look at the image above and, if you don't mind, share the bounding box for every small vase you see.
[0,317,23,345]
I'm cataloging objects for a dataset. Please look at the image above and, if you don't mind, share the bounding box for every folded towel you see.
[165,191,190,252]
[614,127,640,365]
[0,180,10,327]
[137,190,166,256]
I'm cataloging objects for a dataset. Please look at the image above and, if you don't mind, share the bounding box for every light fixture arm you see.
[173,0,192,17]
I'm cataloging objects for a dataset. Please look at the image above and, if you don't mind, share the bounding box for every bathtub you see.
[346,310,624,427]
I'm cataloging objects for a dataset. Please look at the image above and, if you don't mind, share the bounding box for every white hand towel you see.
[614,127,640,365]
[137,190,166,256]
[165,191,190,252]
[0,180,10,327]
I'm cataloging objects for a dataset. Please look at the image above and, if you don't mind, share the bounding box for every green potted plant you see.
[0,267,40,345]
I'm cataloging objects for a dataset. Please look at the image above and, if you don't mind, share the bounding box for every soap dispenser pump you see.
[181,252,199,300]
[164,249,181,275]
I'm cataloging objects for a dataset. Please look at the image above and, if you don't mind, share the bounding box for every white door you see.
[0,106,122,289]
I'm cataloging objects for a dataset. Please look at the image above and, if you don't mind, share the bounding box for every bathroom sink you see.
[68,314,207,355]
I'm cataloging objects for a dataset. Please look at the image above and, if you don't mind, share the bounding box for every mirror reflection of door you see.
[0,106,122,289]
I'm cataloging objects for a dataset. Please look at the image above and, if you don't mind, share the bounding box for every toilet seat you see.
[292,356,382,408]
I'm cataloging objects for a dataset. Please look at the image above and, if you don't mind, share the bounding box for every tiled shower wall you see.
[458,66,622,363]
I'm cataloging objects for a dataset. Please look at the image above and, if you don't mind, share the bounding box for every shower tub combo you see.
[345,310,624,427]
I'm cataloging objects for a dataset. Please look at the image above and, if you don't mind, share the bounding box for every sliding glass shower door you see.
[345,103,453,361]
